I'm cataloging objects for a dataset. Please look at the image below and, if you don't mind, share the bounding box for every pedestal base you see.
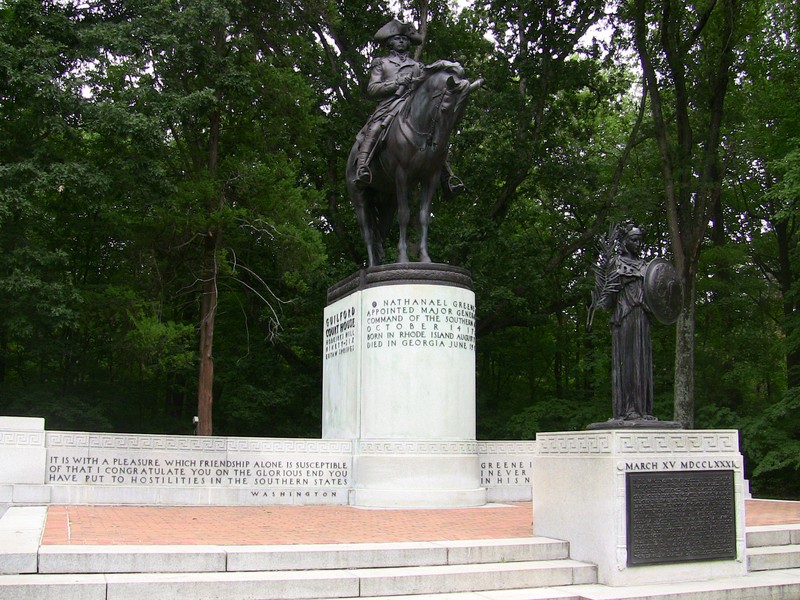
[586,418,683,430]
[351,440,486,508]
[533,429,747,586]
[322,264,484,508]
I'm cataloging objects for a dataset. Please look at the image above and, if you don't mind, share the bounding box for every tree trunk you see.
[631,0,740,427]
[775,219,800,388]
[673,273,696,427]
[0,326,6,384]
[196,101,222,436]
[412,0,429,61]
[196,233,219,436]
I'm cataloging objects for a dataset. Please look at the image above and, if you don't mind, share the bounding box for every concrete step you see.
[746,524,800,548]
[0,505,47,574]
[748,544,800,571]
[5,568,800,600]
[36,537,569,574]
[351,567,800,599]
[0,559,597,599]
[745,524,800,572]
[352,560,596,596]
[565,568,800,600]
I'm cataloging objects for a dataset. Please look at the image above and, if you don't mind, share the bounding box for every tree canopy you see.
[1,0,798,498]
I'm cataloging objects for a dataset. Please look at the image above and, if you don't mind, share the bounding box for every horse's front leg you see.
[418,173,438,263]
[353,191,377,267]
[395,172,410,263]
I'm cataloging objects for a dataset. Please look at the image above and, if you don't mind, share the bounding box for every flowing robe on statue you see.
[607,255,653,419]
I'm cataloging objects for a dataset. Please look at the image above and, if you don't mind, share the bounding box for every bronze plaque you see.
[626,470,737,566]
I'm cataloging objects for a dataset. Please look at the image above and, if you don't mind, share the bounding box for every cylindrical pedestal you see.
[322,264,485,507]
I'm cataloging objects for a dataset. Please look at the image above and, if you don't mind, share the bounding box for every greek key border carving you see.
[46,432,91,447]
[616,432,738,453]
[47,432,354,454]
[477,441,537,454]
[537,433,613,454]
[0,431,45,446]
[226,438,353,453]
[536,431,738,455]
[358,440,479,454]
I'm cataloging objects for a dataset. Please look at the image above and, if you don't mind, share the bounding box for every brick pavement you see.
[745,498,800,526]
[41,503,533,546]
[40,499,800,546]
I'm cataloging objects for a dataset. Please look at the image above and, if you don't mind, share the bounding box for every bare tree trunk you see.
[0,327,6,384]
[775,219,800,388]
[196,95,222,435]
[673,275,696,427]
[197,229,219,436]
[631,0,740,427]
[412,0,429,61]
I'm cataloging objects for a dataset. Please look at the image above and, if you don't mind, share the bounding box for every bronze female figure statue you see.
[588,223,682,428]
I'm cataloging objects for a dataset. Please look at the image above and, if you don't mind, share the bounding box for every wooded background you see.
[1,0,798,498]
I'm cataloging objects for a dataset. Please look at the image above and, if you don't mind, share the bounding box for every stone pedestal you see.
[533,429,747,586]
[322,264,485,507]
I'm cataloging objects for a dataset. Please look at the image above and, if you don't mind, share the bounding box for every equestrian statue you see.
[347,19,482,266]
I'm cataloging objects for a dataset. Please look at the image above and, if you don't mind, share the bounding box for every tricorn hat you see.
[374,19,423,45]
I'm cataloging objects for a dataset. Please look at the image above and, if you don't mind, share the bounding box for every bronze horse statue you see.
[346,61,482,266]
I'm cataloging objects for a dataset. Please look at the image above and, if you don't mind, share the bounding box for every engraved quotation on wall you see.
[47,451,352,499]
[480,460,532,487]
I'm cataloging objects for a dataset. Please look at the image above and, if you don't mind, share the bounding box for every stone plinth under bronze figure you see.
[532,429,747,586]
[586,223,682,430]
[322,263,485,507]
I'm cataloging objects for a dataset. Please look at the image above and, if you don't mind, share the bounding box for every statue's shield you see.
[644,258,682,324]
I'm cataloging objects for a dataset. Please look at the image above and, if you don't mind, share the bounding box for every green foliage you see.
[0,0,798,496]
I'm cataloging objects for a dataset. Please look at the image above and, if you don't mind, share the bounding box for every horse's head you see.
[405,61,482,130]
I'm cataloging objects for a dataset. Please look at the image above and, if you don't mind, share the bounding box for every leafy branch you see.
[587,222,621,331]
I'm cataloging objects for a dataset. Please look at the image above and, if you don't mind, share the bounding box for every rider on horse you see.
[353,19,464,197]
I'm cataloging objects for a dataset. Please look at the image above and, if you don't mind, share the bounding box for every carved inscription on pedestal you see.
[363,295,475,351]
[626,470,736,566]
[324,306,357,359]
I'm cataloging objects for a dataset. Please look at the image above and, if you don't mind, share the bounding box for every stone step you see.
[747,544,800,571]
[351,568,800,599]
[746,524,800,548]
[4,569,800,600]
[36,537,569,574]
[0,559,597,599]
[565,568,800,600]
[356,592,582,600]
[0,506,47,574]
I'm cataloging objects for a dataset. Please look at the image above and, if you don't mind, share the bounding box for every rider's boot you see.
[354,127,381,188]
[355,157,372,189]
